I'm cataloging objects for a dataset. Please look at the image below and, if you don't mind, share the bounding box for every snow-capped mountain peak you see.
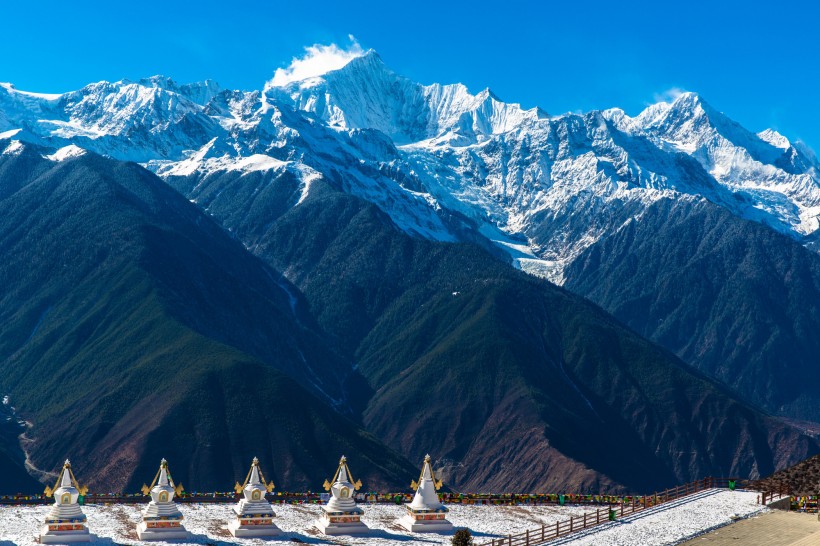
[0,52,818,283]
[267,51,544,146]
[135,75,222,106]
[264,43,371,90]
[758,128,791,150]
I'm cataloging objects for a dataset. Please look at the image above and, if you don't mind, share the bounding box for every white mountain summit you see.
[1,53,817,282]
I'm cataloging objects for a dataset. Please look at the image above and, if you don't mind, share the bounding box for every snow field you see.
[0,489,765,545]
[0,502,589,545]
[548,489,765,546]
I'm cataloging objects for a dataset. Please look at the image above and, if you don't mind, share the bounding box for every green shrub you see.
[452,528,473,546]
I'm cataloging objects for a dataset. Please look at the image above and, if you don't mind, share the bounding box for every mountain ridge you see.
[0,145,415,491]
[4,58,820,425]
[248,182,820,492]
[2,54,818,273]
[3,52,820,491]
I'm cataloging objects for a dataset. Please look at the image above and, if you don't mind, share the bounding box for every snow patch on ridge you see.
[0,82,62,100]
[228,154,289,173]
[160,153,288,177]
[1,140,24,156]
[294,164,322,205]
[0,128,22,140]
[152,139,289,178]
[44,144,85,162]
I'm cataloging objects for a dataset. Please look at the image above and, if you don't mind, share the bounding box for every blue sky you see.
[3,0,818,150]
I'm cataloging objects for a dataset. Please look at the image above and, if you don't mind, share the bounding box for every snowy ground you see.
[0,490,765,546]
[0,502,588,545]
[548,489,765,546]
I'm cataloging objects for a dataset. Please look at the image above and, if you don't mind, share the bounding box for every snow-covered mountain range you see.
[4,48,820,492]
[2,50,818,282]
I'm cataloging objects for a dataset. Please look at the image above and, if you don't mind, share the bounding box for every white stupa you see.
[135,458,189,540]
[39,460,91,543]
[227,457,281,537]
[315,455,369,535]
[397,454,453,532]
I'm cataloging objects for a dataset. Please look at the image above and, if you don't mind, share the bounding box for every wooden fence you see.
[758,486,789,506]
[477,477,734,546]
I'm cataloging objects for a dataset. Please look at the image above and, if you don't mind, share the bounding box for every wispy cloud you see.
[653,87,687,103]
[266,36,365,89]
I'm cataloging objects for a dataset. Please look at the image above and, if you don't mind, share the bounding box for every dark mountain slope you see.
[749,451,820,495]
[564,198,820,421]
[0,146,414,492]
[239,183,819,493]
[0,148,349,403]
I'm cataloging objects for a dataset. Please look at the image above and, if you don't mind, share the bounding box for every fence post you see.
[525,529,529,545]
[555,521,559,537]
[542,524,545,541]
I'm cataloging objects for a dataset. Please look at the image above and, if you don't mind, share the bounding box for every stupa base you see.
[315,518,370,535]
[397,514,454,533]
[135,522,190,541]
[227,519,282,537]
[39,527,91,544]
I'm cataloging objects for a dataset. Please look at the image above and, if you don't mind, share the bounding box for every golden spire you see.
[324,455,362,491]
[235,457,275,493]
[411,454,442,491]
[44,459,88,497]
[141,458,183,496]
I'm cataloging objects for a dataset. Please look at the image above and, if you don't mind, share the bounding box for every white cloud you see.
[266,36,365,88]
[653,87,687,103]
